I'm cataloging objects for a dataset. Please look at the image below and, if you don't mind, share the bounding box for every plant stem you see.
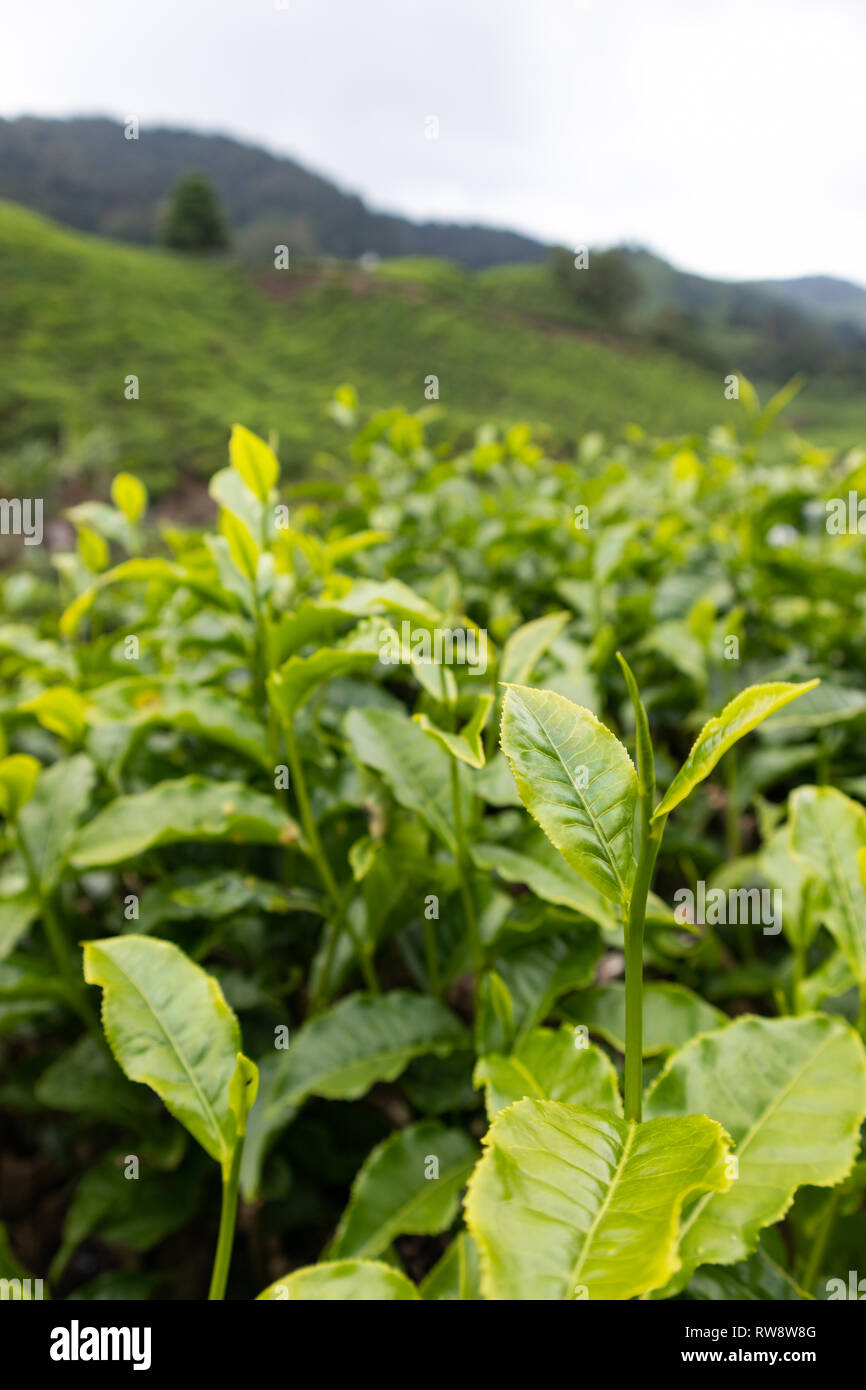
[208,1141,243,1301]
[624,817,665,1124]
[423,913,441,1000]
[284,722,378,1001]
[450,757,481,982]
[800,1186,841,1296]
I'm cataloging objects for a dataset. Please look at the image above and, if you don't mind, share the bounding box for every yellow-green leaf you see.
[0,754,41,818]
[83,936,242,1174]
[257,1260,419,1301]
[500,684,638,906]
[229,423,279,502]
[19,688,87,743]
[110,472,148,523]
[465,1099,731,1299]
[652,680,819,821]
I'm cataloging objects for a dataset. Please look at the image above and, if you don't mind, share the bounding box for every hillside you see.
[0,116,546,269]
[1,202,864,509]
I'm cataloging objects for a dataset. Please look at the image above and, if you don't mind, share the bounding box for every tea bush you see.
[2,385,866,1301]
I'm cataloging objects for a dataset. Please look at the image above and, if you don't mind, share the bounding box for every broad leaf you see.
[83,936,242,1174]
[242,991,468,1198]
[268,647,379,720]
[344,707,468,853]
[329,1121,478,1259]
[652,680,819,820]
[414,693,494,769]
[18,754,96,890]
[560,983,727,1057]
[258,1260,420,1301]
[474,1026,621,1119]
[421,1232,482,1301]
[70,776,298,867]
[645,1014,866,1288]
[500,684,638,905]
[465,1099,731,1299]
[790,785,866,981]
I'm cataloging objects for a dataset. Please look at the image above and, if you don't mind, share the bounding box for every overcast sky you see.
[2,0,864,284]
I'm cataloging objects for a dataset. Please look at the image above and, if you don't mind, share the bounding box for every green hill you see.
[0,115,547,268]
[1,201,863,505]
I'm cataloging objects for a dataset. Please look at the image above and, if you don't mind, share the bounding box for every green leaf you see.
[83,936,242,1175]
[69,776,298,867]
[229,423,279,501]
[652,680,819,821]
[35,1035,154,1128]
[88,678,271,769]
[421,1232,482,1300]
[790,785,866,982]
[760,821,824,953]
[481,930,601,1049]
[77,524,110,573]
[465,1099,731,1299]
[258,1260,420,1301]
[499,611,570,685]
[110,471,148,523]
[645,1014,866,1288]
[18,754,96,890]
[0,754,40,819]
[19,688,87,743]
[685,1245,807,1301]
[228,1053,259,1137]
[0,891,39,959]
[560,983,727,1058]
[474,1026,621,1120]
[344,707,465,853]
[49,1152,198,1283]
[242,991,468,1198]
[220,510,260,581]
[268,648,379,721]
[329,1121,478,1260]
[414,694,494,769]
[471,835,619,934]
[500,684,638,906]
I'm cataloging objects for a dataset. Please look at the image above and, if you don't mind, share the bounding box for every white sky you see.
[1,0,864,284]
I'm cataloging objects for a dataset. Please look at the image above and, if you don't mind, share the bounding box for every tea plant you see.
[2,393,866,1300]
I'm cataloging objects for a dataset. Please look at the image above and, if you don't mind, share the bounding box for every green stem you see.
[858,984,866,1042]
[800,1186,841,1296]
[624,817,665,1124]
[284,722,378,1002]
[208,1141,243,1301]
[423,913,441,1000]
[616,653,664,1126]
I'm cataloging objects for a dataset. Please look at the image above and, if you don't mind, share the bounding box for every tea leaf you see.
[645,1013,866,1289]
[83,935,241,1174]
[465,1099,731,1299]
[653,680,820,820]
[329,1121,477,1259]
[500,684,638,905]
